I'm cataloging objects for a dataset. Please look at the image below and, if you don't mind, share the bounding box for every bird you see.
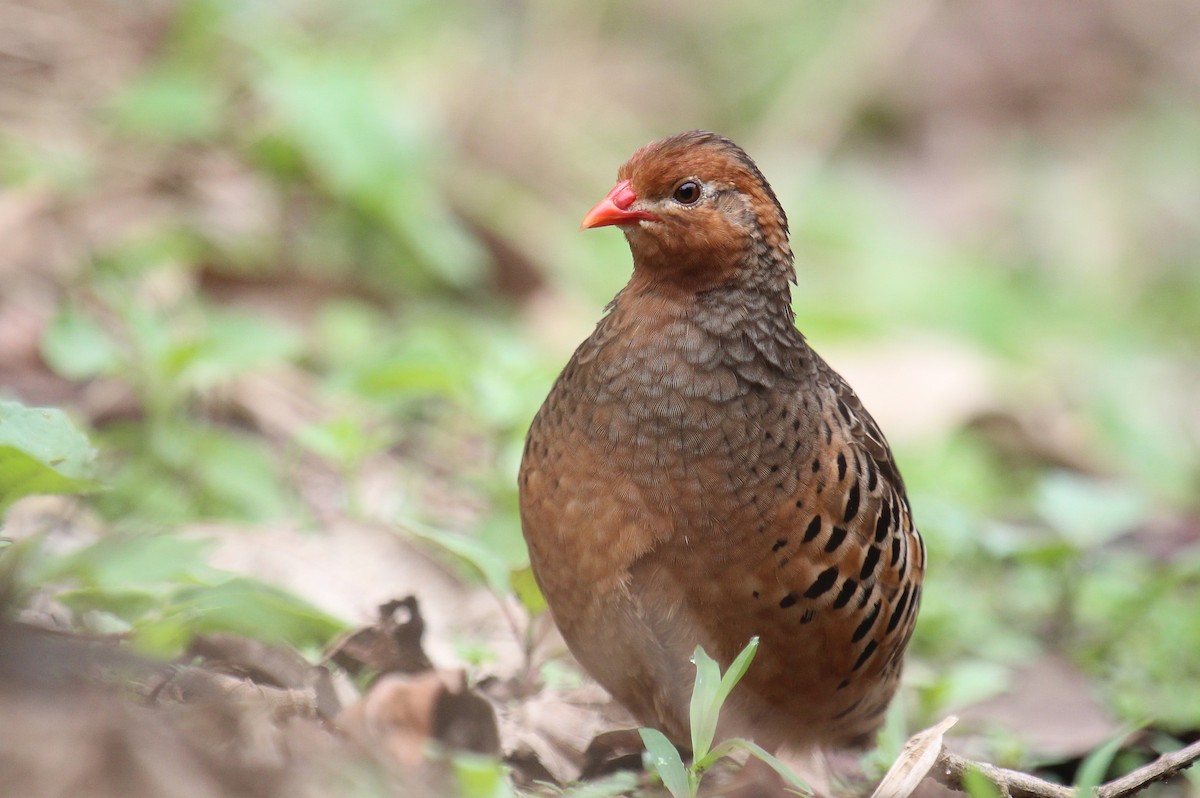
[518,130,925,758]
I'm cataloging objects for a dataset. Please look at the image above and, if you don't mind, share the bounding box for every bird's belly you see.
[523,412,862,741]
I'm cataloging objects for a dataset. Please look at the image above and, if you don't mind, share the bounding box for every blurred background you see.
[1,0,1199,794]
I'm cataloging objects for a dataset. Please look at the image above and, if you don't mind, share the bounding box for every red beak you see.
[581,179,659,229]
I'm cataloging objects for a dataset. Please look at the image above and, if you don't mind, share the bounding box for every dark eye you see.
[672,180,702,205]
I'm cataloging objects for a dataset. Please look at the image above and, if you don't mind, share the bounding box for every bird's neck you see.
[622,246,798,334]
[609,252,807,385]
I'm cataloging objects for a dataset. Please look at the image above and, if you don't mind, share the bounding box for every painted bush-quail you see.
[519,130,925,754]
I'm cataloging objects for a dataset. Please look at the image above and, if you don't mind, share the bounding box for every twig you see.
[935,749,1072,798]
[932,738,1200,798]
[1098,738,1200,798]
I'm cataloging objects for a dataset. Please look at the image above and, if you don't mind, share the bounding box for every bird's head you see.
[582,130,794,293]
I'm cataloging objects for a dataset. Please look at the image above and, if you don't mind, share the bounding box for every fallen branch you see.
[933,738,1200,798]
[1096,738,1200,798]
[935,749,1072,798]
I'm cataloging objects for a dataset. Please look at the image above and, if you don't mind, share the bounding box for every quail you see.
[519,130,925,754]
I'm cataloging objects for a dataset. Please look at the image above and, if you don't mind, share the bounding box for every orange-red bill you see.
[581,179,659,229]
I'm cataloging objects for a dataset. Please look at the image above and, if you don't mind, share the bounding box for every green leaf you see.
[57,586,162,623]
[41,309,122,380]
[295,417,381,469]
[128,614,193,658]
[639,727,692,798]
[40,533,213,591]
[0,401,98,515]
[509,566,547,615]
[450,753,515,798]
[1034,472,1148,550]
[961,766,1002,798]
[168,577,346,649]
[706,738,810,795]
[689,645,723,762]
[117,421,291,522]
[1074,728,1134,796]
[689,638,759,764]
[556,771,639,798]
[717,637,759,707]
[405,522,512,596]
[106,65,223,140]
[247,46,482,287]
[177,310,302,389]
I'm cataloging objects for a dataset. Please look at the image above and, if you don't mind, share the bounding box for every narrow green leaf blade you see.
[708,738,811,796]
[716,636,759,706]
[1074,728,1135,796]
[689,645,723,761]
[639,727,691,798]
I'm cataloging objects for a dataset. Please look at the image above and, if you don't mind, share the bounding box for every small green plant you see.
[31,530,346,657]
[639,638,810,797]
[42,292,299,524]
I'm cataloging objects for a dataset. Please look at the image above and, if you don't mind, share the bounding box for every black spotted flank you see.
[832,578,857,609]
[836,452,847,481]
[811,458,820,473]
[803,566,838,599]
[859,546,881,580]
[779,592,798,609]
[852,639,879,671]
[843,483,861,522]
[852,599,882,643]
[908,585,922,623]
[802,516,822,542]
[824,525,848,553]
[887,584,912,633]
[865,456,878,491]
[832,696,860,717]
[800,608,815,624]
[890,536,902,566]
[874,502,891,543]
[772,538,788,552]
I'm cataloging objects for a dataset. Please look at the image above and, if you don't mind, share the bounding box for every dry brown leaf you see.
[327,596,435,678]
[955,656,1118,762]
[337,669,499,767]
[871,716,960,798]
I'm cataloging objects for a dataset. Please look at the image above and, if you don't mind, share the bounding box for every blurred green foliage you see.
[0,401,98,515]
[39,531,344,656]
[2,0,1198,787]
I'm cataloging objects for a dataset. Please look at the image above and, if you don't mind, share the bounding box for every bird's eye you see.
[672,180,702,205]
